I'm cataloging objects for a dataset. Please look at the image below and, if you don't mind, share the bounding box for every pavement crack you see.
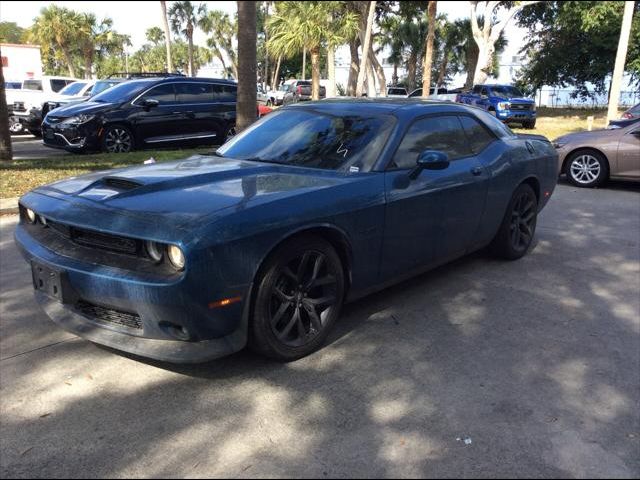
[0,338,77,362]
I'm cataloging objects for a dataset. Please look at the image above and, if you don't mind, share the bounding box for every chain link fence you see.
[535,89,640,108]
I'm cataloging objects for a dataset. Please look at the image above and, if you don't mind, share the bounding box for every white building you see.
[0,43,43,82]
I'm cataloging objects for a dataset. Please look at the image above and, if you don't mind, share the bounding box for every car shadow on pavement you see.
[1,185,639,478]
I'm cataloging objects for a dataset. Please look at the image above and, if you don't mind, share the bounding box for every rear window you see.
[212,84,236,102]
[388,88,407,96]
[50,79,73,92]
[459,115,496,153]
[23,80,43,91]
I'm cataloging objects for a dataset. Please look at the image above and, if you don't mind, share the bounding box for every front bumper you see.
[41,119,101,152]
[496,109,536,123]
[15,222,250,363]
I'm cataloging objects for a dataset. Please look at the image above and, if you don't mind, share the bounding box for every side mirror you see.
[142,98,160,109]
[409,150,450,180]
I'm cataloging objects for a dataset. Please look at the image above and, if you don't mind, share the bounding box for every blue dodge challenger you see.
[15,99,557,363]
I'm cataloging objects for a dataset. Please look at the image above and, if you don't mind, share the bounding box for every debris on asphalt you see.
[144,157,157,165]
[457,437,473,445]
[39,413,50,418]
[19,447,34,457]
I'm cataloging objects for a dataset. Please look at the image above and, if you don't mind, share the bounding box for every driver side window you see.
[389,116,473,170]
[139,83,176,105]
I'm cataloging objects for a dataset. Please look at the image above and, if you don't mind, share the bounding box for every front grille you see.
[511,104,531,111]
[47,220,140,255]
[13,101,26,112]
[76,300,142,330]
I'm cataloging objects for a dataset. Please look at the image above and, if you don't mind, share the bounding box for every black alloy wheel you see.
[103,126,133,153]
[490,183,538,260]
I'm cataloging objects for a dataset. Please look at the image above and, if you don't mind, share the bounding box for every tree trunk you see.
[160,0,173,72]
[61,46,76,78]
[302,48,306,80]
[421,1,437,98]
[84,50,93,79]
[347,39,359,96]
[356,1,376,97]
[0,50,12,162]
[392,63,398,85]
[407,50,417,92]
[464,40,478,89]
[369,47,386,96]
[327,46,336,98]
[187,23,195,77]
[271,55,282,89]
[473,42,494,85]
[607,0,634,124]
[311,47,321,100]
[436,54,448,87]
[236,0,257,132]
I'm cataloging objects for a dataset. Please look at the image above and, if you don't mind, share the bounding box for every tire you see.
[564,149,608,188]
[266,99,273,107]
[249,235,345,361]
[28,129,42,138]
[523,120,536,129]
[221,124,236,144]
[102,125,134,153]
[490,183,538,260]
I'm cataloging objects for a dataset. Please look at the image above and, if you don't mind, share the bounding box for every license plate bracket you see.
[31,261,71,303]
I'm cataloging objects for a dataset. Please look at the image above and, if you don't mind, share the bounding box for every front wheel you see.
[565,150,608,188]
[249,235,345,361]
[490,183,538,260]
[102,125,134,153]
[523,119,536,129]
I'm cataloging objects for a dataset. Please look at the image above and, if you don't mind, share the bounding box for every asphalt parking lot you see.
[10,134,70,160]
[0,182,638,478]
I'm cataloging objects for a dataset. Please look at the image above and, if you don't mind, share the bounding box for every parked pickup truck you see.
[282,80,326,105]
[456,84,537,129]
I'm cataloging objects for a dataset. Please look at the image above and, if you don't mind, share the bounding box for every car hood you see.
[46,100,113,118]
[21,155,352,241]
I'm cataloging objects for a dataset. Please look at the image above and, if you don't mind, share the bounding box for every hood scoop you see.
[76,176,145,201]
[103,177,144,191]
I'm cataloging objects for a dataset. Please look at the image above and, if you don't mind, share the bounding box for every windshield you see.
[90,80,151,103]
[91,80,123,96]
[59,82,87,96]
[488,86,524,98]
[217,108,395,172]
[23,80,43,91]
[388,88,407,95]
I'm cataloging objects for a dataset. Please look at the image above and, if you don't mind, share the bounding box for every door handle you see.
[471,166,483,176]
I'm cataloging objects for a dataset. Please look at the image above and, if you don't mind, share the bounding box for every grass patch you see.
[0,147,210,199]
[511,107,620,140]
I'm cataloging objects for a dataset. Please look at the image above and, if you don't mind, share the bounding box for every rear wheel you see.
[491,183,538,260]
[565,150,608,188]
[102,125,134,153]
[249,235,345,361]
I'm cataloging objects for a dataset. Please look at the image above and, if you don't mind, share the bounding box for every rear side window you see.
[140,83,176,104]
[474,110,516,139]
[390,115,472,170]
[212,84,236,102]
[50,79,72,92]
[175,82,213,103]
[23,80,43,91]
[459,115,496,153]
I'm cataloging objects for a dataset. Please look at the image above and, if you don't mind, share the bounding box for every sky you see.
[0,0,527,56]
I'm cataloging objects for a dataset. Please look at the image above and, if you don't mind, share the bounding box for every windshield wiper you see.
[242,156,286,165]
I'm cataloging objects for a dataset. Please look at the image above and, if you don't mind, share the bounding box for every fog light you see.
[145,240,163,263]
[167,244,185,270]
[39,215,47,226]
[25,208,36,224]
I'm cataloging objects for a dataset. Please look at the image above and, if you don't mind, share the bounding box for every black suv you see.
[42,77,237,153]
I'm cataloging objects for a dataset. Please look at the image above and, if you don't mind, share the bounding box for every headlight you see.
[497,102,511,110]
[61,114,95,124]
[38,215,48,226]
[25,208,36,224]
[167,245,185,270]
[531,103,536,112]
[145,241,164,263]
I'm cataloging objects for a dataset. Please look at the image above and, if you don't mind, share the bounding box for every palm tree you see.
[421,1,437,97]
[356,1,376,97]
[168,1,207,76]
[146,26,165,47]
[199,10,238,79]
[77,14,115,79]
[160,1,173,72]
[236,1,257,132]
[268,1,358,100]
[29,5,82,77]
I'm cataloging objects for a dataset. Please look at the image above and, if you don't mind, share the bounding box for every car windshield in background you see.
[489,86,524,98]
[91,80,123,96]
[59,82,87,96]
[90,80,150,103]
[388,88,407,95]
[218,109,395,172]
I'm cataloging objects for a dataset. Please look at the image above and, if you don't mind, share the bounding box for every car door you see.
[381,115,489,280]
[131,83,183,144]
[615,125,640,178]
[174,82,219,142]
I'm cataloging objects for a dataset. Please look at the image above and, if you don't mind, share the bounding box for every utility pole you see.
[607,1,635,124]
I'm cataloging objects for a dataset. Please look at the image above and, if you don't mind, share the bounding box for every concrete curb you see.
[0,197,19,215]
